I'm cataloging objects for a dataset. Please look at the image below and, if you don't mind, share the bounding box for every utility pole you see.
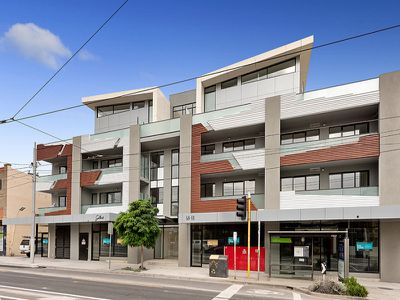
[30,142,37,264]
[247,192,251,278]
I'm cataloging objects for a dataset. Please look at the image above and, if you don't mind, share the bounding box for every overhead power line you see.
[10,0,130,120]
[1,23,400,125]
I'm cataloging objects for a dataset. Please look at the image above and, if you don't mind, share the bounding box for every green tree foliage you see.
[114,199,160,269]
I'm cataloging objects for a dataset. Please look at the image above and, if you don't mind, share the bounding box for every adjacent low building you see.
[0,164,50,256]
[5,35,400,282]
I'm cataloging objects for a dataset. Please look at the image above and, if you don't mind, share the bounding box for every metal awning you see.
[3,213,118,225]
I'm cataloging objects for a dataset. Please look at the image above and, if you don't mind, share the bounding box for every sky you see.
[0,0,400,170]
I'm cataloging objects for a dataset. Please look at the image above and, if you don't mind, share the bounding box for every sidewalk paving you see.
[0,256,398,300]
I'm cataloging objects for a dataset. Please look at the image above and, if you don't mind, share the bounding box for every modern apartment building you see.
[0,164,50,256]
[5,36,400,282]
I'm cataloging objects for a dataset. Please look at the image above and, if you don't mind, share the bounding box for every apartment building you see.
[5,36,400,282]
[0,164,50,256]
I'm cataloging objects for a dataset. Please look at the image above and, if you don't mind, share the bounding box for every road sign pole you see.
[30,142,37,264]
[108,222,113,270]
[247,192,251,279]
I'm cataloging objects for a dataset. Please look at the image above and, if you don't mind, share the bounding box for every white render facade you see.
[5,36,400,283]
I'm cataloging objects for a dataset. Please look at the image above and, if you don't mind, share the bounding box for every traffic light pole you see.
[247,192,251,278]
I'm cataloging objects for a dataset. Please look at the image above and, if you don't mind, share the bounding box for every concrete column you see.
[265,96,281,209]
[128,124,141,203]
[379,71,400,206]
[380,220,400,282]
[264,222,279,275]
[70,223,79,260]
[163,150,172,217]
[71,136,82,214]
[48,224,56,259]
[178,114,192,267]
[127,124,141,264]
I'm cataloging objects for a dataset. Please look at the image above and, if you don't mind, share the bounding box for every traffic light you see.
[236,195,247,220]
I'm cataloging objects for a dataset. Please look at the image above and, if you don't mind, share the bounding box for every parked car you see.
[19,239,30,257]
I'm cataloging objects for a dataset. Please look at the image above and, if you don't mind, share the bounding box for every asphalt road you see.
[0,267,319,300]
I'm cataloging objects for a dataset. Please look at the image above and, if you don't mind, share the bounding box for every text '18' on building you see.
[5,36,400,283]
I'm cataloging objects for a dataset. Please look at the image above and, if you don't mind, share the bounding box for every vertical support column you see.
[379,71,400,205]
[178,115,192,267]
[71,136,82,214]
[163,150,172,217]
[264,222,279,275]
[48,223,56,259]
[127,124,141,264]
[380,220,400,282]
[265,96,281,209]
[70,223,79,260]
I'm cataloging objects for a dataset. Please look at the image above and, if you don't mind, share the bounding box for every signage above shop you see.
[271,237,292,244]
[356,242,373,251]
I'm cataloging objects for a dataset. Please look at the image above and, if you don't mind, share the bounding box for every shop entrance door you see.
[79,233,89,261]
[55,226,70,259]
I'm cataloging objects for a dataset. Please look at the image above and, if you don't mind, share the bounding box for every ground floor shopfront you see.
[189,221,379,276]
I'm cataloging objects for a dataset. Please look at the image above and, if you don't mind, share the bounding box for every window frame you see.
[223,179,255,196]
[172,102,196,118]
[280,130,320,145]
[201,183,216,197]
[280,175,320,191]
[329,171,370,189]
[96,103,132,118]
[329,122,369,139]
[222,138,256,153]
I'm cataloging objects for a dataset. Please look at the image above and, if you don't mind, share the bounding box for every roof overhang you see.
[82,87,157,110]
[3,213,118,225]
[198,36,314,91]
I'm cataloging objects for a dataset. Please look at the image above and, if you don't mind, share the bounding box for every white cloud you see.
[78,49,97,61]
[1,23,71,69]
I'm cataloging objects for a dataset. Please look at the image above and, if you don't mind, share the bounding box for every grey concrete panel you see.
[380,220,400,282]
[300,208,326,220]
[343,207,372,219]
[71,136,82,215]
[129,125,141,203]
[325,207,344,220]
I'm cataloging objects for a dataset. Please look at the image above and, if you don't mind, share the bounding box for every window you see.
[204,85,216,112]
[281,130,320,145]
[99,158,122,169]
[221,78,237,89]
[151,188,163,205]
[173,103,196,118]
[100,191,122,204]
[56,196,66,207]
[329,123,369,138]
[91,193,98,205]
[223,138,256,152]
[280,175,320,191]
[223,180,255,196]
[329,171,369,189]
[92,161,99,169]
[241,59,296,85]
[148,100,153,122]
[171,186,179,216]
[96,103,131,118]
[59,166,67,174]
[201,183,215,197]
[151,152,164,208]
[268,59,296,78]
[113,103,130,114]
[132,101,145,110]
[201,144,215,155]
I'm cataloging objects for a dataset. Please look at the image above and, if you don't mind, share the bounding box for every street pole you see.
[257,210,260,281]
[30,142,37,264]
[108,222,113,270]
[247,192,251,279]
[233,231,237,280]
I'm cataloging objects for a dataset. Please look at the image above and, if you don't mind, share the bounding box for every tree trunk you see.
[141,245,144,270]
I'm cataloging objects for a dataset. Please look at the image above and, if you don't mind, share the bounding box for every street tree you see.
[114,199,160,270]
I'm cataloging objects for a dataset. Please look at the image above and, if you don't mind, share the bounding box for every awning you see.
[3,213,118,225]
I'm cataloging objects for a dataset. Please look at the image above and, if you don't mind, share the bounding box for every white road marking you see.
[212,284,243,300]
[247,289,284,296]
[0,284,111,300]
[292,291,302,300]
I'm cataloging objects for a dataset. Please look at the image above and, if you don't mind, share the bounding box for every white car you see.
[19,239,30,257]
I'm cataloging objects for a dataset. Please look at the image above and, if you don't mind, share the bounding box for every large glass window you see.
[151,152,164,207]
[221,78,237,89]
[173,103,196,118]
[204,85,216,112]
[201,144,215,155]
[223,138,255,152]
[132,101,145,110]
[113,103,130,114]
[171,149,179,216]
[96,103,131,118]
[223,180,255,196]
[92,223,127,259]
[148,100,153,122]
[329,123,369,138]
[99,191,122,204]
[280,175,320,191]
[241,59,296,85]
[98,158,122,169]
[201,183,215,197]
[280,130,320,145]
[329,171,369,189]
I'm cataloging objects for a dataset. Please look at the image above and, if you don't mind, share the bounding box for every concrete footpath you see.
[0,256,399,300]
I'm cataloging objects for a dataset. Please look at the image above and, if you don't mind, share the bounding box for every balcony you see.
[140,118,180,138]
[38,206,66,216]
[81,203,124,214]
[36,173,67,192]
[280,186,379,209]
[200,148,264,170]
[200,193,265,209]
[81,166,124,186]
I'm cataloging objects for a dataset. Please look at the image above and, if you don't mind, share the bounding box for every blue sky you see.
[0,0,400,168]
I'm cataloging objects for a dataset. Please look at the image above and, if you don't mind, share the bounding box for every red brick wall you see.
[191,124,256,213]
[281,134,380,167]
[40,144,73,216]
[80,170,102,187]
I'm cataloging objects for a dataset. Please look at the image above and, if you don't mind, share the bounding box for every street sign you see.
[356,242,373,251]
[107,222,114,235]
